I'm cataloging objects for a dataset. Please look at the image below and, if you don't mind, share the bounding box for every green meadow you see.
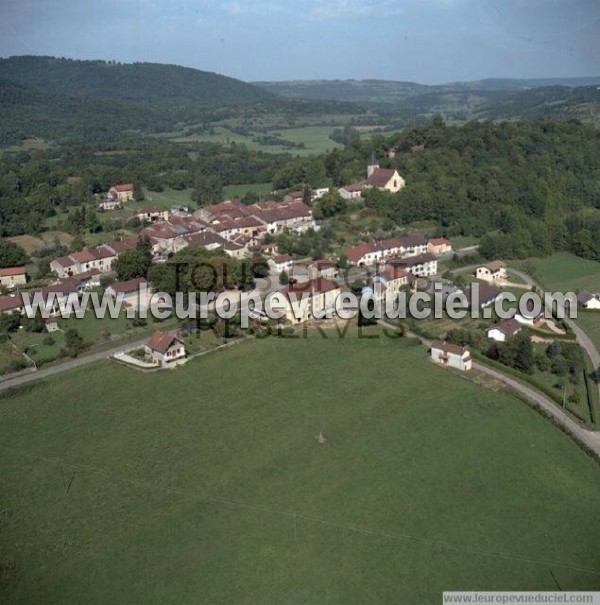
[1,328,600,604]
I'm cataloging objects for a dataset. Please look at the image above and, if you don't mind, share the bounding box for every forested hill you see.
[0,56,274,107]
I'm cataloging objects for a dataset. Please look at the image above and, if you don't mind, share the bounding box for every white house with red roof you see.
[0,267,27,288]
[145,330,186,365]
[487,318,523,343]
[430,341,472,371]
[108,183,134,203]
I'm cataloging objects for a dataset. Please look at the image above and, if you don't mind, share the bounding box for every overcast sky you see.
[1,0,599,83]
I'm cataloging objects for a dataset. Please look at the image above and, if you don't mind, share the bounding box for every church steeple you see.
[367,151,379,178]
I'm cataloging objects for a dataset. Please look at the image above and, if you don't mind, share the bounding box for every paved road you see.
[0,337,148,393]
[380,319,600,458]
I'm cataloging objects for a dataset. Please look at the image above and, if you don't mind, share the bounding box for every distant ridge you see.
[0,56,274,107]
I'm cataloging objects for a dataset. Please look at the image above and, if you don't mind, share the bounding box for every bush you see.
[42,335,55,346]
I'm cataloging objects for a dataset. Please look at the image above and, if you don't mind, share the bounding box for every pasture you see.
[1,327,600,604]
[512,253,600,293]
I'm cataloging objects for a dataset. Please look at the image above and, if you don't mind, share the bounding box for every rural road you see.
[380,319,600,458]
[0,337,148,393]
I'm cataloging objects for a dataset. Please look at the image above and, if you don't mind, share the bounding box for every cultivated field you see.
[1,328,600,604]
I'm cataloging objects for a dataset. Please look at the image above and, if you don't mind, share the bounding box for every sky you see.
[1,0,599,83]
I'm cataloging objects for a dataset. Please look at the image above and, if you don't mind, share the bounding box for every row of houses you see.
[344,235,451,267]
[49,237,139,278]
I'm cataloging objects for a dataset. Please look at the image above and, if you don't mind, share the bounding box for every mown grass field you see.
[1,328,600,604]
[575,311,600,352]
[511,253,600,293]
[169,125,342,156]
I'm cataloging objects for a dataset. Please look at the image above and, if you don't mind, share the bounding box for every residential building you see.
[310,259,337,280]
[277,278,341,323]
[0,293,24,315]
[106,277,150,310]
[108,183,134,203]
[386,253,438,277]
[145,330,186,365]
[44,317,59,332]
[269,253,294,274]
[427,237,452,255]
[338,183,365,200]
[476,261,507,282]
[430,341,472,371]
[487,318,522,342]
[0,267,27,288]
[577,291,600,310]
[465,283,501,309]
[134,207,170,223]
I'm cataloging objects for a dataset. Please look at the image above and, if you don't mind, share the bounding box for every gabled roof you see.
[484,260,506,273]
[488,318,522,336]
[366,167,398,188]
[428,237,451,246]
[340,182,366,193]
[146,330,183,354]
[387,253,437,268]
[577,291,596,305]
[272,253,293,264]
[111,183,134,192]
[109,277,147,294]
[183,231,227,248]
[69,249,98,264]
[51,255,76,268]
[465,283,501,307]
[105,238,138,254]
[0,266,26,277]
[0,294,24,312]
[431,340,468,356]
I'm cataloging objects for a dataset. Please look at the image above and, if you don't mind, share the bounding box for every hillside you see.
[0,56,274,107]
[0,78,175,145]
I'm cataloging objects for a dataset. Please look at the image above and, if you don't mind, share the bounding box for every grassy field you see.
[511,253,600,293]
[169,125,342,156]
[575,311,600,352]
[1,327,600,603]
[222,182,273,200]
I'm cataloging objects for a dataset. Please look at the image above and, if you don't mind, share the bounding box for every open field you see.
[575,311,600,353]
[222,182,272,200]
[1,327,600,603]
[169,125,343,156]
[510,253,600,293]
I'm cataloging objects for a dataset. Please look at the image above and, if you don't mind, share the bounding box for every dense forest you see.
[0,56,274,107]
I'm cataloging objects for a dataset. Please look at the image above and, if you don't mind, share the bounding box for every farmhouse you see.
[430,341,472,371]
[134,207,170,223]
[108,183,134,203]
[577,291,600,310]
[0,267,27,288]
[476,261,507,282]
[145,330,186,365]
[487,318,522,343]
[427,237,452,255]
